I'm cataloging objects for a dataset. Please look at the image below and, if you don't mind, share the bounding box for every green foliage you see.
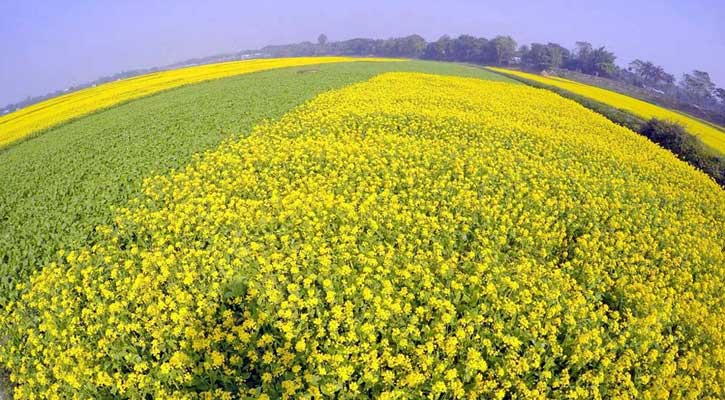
[5,72,724,399]
[421,35,517,65]
[317,33,328,46]
[0,60,514,306]
[715,87,725,103]
[250,32,724,127]
[628,59,675,87]
[381,34,427,58]
[520,43,571,71]
[640,119,725,185]
[680,70,717,101]
[521,43,552,71]
[568,42,616,77]
[490,36,517,65]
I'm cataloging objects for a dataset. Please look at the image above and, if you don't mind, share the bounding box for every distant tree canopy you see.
[423,35,454,61]
[519,43,570,71]
[715,88,725,104]
[255,33,721,125]
[628,59,675,87]
[566,42,617,77]
[681,70,716,101]
[318,33,723,123]
[317,34,328,46]
[5,32,723,126]
[385,34,427,58]
[490,36,518,65]
[420,35,516,65]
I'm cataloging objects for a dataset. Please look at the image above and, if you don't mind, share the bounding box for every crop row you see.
[488,67,725,156]
[0,57,399,149]
[3,73,723,399]
[0,60,509,308]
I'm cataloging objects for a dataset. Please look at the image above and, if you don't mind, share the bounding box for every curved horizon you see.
[1,0,724,107]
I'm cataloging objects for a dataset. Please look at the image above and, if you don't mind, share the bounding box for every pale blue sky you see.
[1,0,724,106]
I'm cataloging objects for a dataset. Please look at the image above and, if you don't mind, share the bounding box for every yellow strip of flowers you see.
[0,57,400,148]
[3,73,724,399]
[488,67,725,155]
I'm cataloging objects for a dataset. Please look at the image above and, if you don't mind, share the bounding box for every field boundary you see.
[0,61,413,155]
[547,69,725,132]
[486,67,725,188]
[0,58,405,151]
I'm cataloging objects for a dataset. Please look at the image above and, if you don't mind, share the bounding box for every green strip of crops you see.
[0,60,514,305]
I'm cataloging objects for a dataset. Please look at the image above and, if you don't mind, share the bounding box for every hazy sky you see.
[1,0,724,106]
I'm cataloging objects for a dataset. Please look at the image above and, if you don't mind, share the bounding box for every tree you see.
[662,72,676,86]
[520,42,569,71]
[545,43,569,70]
[517,44,530,66]
[715,88,725,104]
[489,36,517,65]
[471,37,491,63]
[317,34,328,46]
[452,35,479,62]
[521,43,550,70]
[628,59,675,87]
[589,47,615,76]
[334,38,382,55]
[518,44,530,58]
[681,70,716,100]
[449,35,489,63]
[572,41,593,72]
[395,34,427,58]
[567,41,616,76]
[423,35,454,61]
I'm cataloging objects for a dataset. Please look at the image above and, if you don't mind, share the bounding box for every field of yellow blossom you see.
[488,67,725,155]
[0,60,510,308]
[0,57,398,149]
[2,72,724,399]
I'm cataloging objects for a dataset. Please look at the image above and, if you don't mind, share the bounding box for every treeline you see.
[256,34,725,125]
[5,33,723,125]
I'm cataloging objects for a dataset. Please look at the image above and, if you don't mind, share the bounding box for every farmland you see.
[2,68,724,399]
[488,67,725,155]
[0,60,513,306]
[0,57,401,149]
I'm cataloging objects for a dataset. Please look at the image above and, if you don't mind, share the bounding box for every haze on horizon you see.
[1,0,724,107]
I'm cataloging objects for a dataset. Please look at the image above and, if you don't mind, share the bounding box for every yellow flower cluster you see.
[2,73,724,399]
[488,67,725,155]
[0,57,399,148]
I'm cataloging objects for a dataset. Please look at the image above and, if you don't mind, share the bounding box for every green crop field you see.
[0,60,513,305]
[1,58,723,399]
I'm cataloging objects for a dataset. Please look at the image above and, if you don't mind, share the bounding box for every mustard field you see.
[0,60,511,307]
[488,67,725,155]
[0,57,398,149]
[2,71,723,399]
